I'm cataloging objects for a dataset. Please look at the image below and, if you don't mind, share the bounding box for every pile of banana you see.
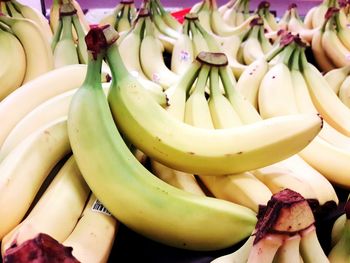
[0,0,350,262]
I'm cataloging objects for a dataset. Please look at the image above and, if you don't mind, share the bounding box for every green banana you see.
[67,26,257,251]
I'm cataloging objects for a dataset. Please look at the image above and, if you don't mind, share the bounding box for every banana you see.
[116,4,131,33]
[273,234,303,263]
[258,47,299,118]
[63,193,119,263]
[338,75,350,108]
[312,0,336,28]
[322,14,350,68]
[11,0,53,43]
[299,225,330,263]
[324,65,350,94]
[171,20,195,75]
[5,1,23,18]
[235,58,268,110]
[311,26,335,72]
[0,26,26,101]
[70,0,90,33]
[151,161,206,196]
[0,15,54,84]
[53,6,80,68]
[194,0,213,34]
[72,13,88,64]
[218,0,235,16]
[331,214,347,246]
[0,118,70,240]
[300,51,350,136]
[242,24,265,64]
[68,30,257,250]
[257,25,272,54]
[49,0,60,33]
[1,155,90,254]
[304,6,317,29]
[0,64,87,148]
[328,206,350,263]
[190,20,210,56]
[251,164,317,200]
[139,17,178,89]
[0,85,109,160]
[107,37,323,175]
[154,0,182,32]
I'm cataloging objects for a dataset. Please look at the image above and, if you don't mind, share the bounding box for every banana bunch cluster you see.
[237,33,350,189]
[304,0,338,29]
[311,7,350,72]
[212,189,330,263]
[328,196,350,262]
[50,0,89,35]
[51,1,88,68]
[253,1,279,32]
[118,8,178,89]
[99,0,137,33]
[278,4,316,43]
[0,59,117,261]
[0,12,54,100]
[324,65,350,108]
[216,0,250,27]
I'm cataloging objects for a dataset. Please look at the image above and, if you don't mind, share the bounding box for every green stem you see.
[83,52,104,88]
[192,64,210,96]
[279,44,297,67]
[106,42,130,82]
[290,47,301,71]
[219,66,235,102]
[51,18,63,51]
[209,66,221,98]
[299,48,309,73]
[144,16,155,37]
[176,60,202,93]
[61,15,74,40]
[182,19,189,35]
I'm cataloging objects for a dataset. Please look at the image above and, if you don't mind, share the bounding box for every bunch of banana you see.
[0,0,52,42]
[50,0,89,35]
[324,65,350,108]
[212,189,330,263]
[99,0,137,33]
[281,3,318,43]
[68,25,258,251]
[304,0,338,29]
[238,17,273,65]
[51,1,88,68]
[254,1,279,33]
[0,13,54,86]
[219,0,250,27]
[239,33,350,189]
[328,196,350,262]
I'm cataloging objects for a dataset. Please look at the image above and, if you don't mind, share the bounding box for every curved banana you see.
[53,9,79,68]
[63,193,119,263]
[1,155,90,254]
[0,64,87,148]
[107,39,322,175]
[0,26,26,101]
[0,15,54,83]
[68,34,257,251]
[331,214,347,246]
[338,75,350,108]
[154,0,182,32]
[304,6,317,29]
[140,17,178,89]
[242,25,265,64]
[11,0,53,43]
[300,225,329,263]
[312,0,335,28]
[235,58,268,109]
[0,118,70,240]
[300,51,350,136]
[324,65,350,94]
[311,27,335,72]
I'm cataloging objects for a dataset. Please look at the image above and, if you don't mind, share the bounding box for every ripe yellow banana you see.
[0,15,54,83]
[0,26,26,101]
[311,26,335,72]
[107,38,322,175]
[68,32,257,250]
[0,118,70,240]
[63,193,119,263]
[324,65,350,94]
[242,25,265,64]
[11,0,53,43]
[139,17,178,89]
[0,64,87,148]
[1,155,90,254]
[338,75,350,108]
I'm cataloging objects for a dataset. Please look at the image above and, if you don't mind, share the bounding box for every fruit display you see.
[0,0,349,262]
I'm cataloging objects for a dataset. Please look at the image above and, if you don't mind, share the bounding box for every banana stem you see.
[193,20,220,51]
[190,64,210,96]
[144,16,155,37]
[182,19,189,35]
[218,66,236,102]
[209,66,221,97]
[175,60,202,93]
[83,52,104,88]
[290,46,301,71]
[279,43,297,67]
[60,15,74,41]
[51,18,63,51]
[106,42,131,83]
[298,47,309,73]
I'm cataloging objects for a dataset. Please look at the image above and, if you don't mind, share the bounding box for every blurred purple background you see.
[40,0,322,17]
